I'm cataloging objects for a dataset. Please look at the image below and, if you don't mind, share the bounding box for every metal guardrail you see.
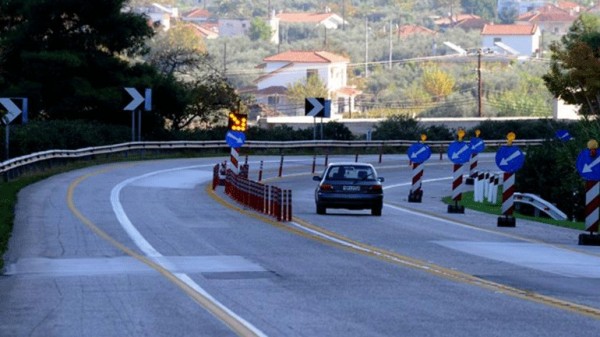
[0,139,545,181]
[514,192,568,221]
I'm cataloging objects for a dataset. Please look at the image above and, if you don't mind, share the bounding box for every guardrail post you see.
[258,160,264,182]
[278,154,284,177]
[311,154,316,174]
[378,145,383,163]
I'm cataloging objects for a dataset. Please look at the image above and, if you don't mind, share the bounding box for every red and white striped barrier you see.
[230,147,239,174]
[501,172,515,216]
[448,164,465,213]
[585,180,600,233]
[498,171,517,227]
[451,164,463,202]
[469,153,478,177]
[408,162,423,202]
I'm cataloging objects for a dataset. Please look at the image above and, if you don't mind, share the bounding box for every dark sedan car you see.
[313,163,384,216]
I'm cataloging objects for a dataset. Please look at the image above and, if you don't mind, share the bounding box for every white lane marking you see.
[110,164,268,337]
[6,256,265,276]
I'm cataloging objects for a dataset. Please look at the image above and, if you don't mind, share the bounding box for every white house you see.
[135,3,179,31]
[218,18,251,37]
[254,50,360,117]
[497,0,547,15]
[481,24,541,57]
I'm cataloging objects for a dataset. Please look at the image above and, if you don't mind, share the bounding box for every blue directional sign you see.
[226,131,246,148]
[495,146,525,173]
[407,143,432,164]
[447,141,472,164]
[577,149,600,181]
[470,137,485,154]
[556,130,572,142]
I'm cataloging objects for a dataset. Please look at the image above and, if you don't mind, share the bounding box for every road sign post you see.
[407,134,432,203]
[576,139,600,245]
[495,132,525,227]
[226,112,248,175]
[467,130,485,185]
[124,87,152,142]
[447,129,471,213]
[305,97,331,140]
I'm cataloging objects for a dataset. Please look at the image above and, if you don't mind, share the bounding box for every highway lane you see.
[2,155,600,336]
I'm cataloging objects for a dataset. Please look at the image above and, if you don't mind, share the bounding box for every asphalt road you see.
[2,154,600,336]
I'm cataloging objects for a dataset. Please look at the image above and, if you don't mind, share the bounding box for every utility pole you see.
[389,20,393,69]
[365,17,369,78]
[342,0,345,31]
[223,42,227,76]
[477,49,483,117]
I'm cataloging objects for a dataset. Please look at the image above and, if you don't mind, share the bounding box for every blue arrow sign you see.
[577,149,600,181]
[470,137,485,154]
[556,130,572,142]
[447,141,472,164]
[495,146,525,173]
[226,131,246,148]
[407,143,432,164]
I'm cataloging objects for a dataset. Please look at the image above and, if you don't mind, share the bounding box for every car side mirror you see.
[378,177,385,182]
[313,176,322,181]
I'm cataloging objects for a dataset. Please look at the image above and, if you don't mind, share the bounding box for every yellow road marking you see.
[67,168,264,337]
[208,183,600,321]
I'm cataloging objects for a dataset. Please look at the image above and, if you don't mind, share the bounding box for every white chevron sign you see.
[0,98,22,124]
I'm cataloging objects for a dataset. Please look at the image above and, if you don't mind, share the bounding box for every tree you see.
[460,0,496,21]
[543,13,600,117]
[146,23,207,76]
[372,115,421,140]
[422,64,455,101]
[145,22,239,130]
[0,0,155,124]
[286,75,329,104]
[249,18,273,42]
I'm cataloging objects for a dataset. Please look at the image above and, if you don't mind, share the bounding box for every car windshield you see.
[326,165,375,181]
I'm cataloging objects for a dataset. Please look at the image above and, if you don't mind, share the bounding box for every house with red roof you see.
[188,22,219,39]
[253,50,360,117]
[481,24,541,57]
[275,12,347,30]
[182,8,211,23]
[516,4,578,35]
[434,14,482,29]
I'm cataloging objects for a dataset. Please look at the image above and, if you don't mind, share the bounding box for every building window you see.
[494,37,502,43]
[267,95,280,106]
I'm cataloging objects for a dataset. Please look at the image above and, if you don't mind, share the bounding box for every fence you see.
[0,139,544,182]
[221,168,292,222]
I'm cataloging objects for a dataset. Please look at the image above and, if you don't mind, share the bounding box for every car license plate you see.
[343,185,360,191]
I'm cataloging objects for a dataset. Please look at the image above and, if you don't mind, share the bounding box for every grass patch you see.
[442,191,585,231]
